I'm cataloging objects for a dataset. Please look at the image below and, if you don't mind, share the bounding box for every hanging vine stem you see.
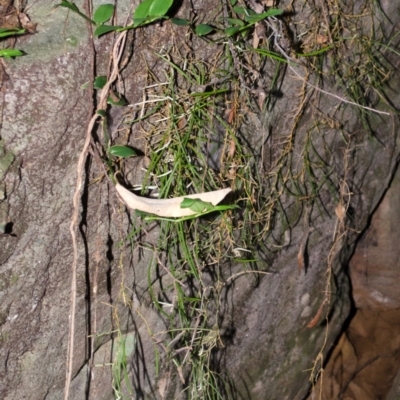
[64,30,128,400]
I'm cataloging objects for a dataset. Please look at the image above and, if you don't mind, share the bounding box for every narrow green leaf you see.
[224,26,242,37]
[245,8,283,23]
[190,88,228,97]
[0,49,24,58]
[109,145,137,158]
[0,28,25,38]
[93,4,114,25]
[230,0,238,5]
[195,24,214,36]
[251,48,288,63]
[226,18,245,27]
[265,8,284,17]
[58,0,80,13]
[180,198,215,213]
[171,18,189,26]
[94,24,121,37]
[57,0,95,24]
[233,6,254,15]
[148,0,173,17]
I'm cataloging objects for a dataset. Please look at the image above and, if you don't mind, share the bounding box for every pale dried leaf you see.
[264,0,275,6]
[335,202,346,222]
[297,244,304,274]
[227,138,236,159]
[116,183,232,217]
[316,34,328,44]
[307,302,325,328]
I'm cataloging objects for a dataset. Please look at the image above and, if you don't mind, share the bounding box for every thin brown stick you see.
[64,30,128,400]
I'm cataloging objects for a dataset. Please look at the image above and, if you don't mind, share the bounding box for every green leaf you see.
[96,109,107,117]
[195,24,214,36]
[180,198,215,213]
[58,0,80,13]
[94,24,122,37]
[171,18,189,26]
[81,76,107,89]
[230,0,238,5]
[133,0,173,27]
[148,0,173,17]
[226,18,245,27]
[133,0,152,21]
[57,0,95,24]
[93,4,114,25]
[94,75,107,89]
[233,6,254,15]
[109,145,137,158]
[190,88,228,97]
[0,28,26,38]
[0,49,24,58]
[224,26,241,37]
[245,8,283,23]
[250,48,288,63]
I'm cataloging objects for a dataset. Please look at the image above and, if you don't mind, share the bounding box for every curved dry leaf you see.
[115,183,232,217]
[307,302,325,328]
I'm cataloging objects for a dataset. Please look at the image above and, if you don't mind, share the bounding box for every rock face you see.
[350,167,400,310]
[0,1,399,400]
[307,165,400,399]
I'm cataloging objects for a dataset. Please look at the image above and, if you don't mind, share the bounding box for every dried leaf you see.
[335,202,346,222]
[227,108,235,124]
[297,244,304,274]
[227,138,236,159]
[316,34,328,45]
[116,183,231,217]
[157,373,170,399]
[257,91,267,109]
[252,30,260,49]
[307,302,325,328]
[177,365,185,384]
[226,167,236,180]
[264,0,275,6]
[177,116,186,130]
[19,12,37,33]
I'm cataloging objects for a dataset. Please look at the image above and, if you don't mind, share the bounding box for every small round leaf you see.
[93,4,114,25]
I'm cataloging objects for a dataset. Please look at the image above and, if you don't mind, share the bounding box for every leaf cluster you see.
[57,0,174,37]
[0,28,26,58]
